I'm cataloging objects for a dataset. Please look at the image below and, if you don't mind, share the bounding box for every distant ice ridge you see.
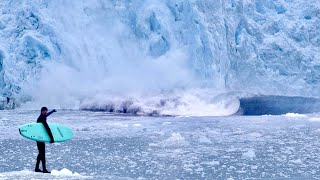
[0,0,319,115]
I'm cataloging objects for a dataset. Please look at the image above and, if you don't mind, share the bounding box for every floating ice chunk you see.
[150,133,189,147]
[233,129,245,135]
[203,161,220,166]
[283,113,307,117]
[51,168,80,176]
[289,159,303,164]
[226,147,238,152]
[248,132,262,138]
[163,133,189,146]
[162,122,172,125]
[132,123,142,127]
[199,136,212,144]
[309,117,320,122]
[0,117,9,121]
[242,149,256,159]
[110,123,129,128]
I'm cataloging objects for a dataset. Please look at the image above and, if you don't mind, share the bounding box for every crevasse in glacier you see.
[0,0,319,115]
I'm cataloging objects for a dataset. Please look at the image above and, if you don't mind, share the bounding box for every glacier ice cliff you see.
[0,0,319,115]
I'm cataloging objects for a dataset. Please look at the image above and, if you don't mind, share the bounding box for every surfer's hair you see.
[41,107,48,112]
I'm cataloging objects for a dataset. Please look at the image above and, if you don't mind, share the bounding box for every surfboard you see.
[19,123,73,142]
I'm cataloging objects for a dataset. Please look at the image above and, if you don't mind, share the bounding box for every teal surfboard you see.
[19,123,73,142]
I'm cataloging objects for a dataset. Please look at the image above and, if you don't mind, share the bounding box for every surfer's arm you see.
[42,121,54,142]
[46,109,57,117]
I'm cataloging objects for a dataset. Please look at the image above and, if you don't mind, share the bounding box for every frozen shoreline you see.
[1,110,320,179]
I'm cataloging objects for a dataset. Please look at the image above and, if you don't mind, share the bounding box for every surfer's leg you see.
[38,142,46,169]
[35,142,43,172]
[42,145,46,170]
[41,143,50,173]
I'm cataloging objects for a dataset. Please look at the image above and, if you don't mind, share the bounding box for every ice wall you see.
[0,0,61,108]
[0,0,319,115]
[224,0,320,96]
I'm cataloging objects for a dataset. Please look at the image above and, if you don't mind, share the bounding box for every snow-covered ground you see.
[1,110,320,179]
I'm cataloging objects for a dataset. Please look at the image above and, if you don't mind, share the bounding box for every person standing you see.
[35,107,56,173]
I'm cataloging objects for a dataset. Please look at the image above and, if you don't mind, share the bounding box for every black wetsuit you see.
[35,110,55,170]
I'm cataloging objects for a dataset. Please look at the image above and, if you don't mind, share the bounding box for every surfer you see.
[35,107,56,173]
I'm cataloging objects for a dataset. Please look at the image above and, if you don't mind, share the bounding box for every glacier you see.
[0,0,319,115]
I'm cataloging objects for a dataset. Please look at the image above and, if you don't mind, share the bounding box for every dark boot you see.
[35,168,42,172]
[43,169,51,173]
[42,157,51,173]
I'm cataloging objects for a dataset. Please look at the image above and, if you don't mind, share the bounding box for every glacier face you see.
[0,0,319,115]
[225,0,320,96]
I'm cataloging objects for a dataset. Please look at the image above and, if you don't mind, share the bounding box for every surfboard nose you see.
[19,128,21,135]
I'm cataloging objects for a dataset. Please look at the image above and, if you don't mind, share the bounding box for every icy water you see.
[1,111,320,179]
